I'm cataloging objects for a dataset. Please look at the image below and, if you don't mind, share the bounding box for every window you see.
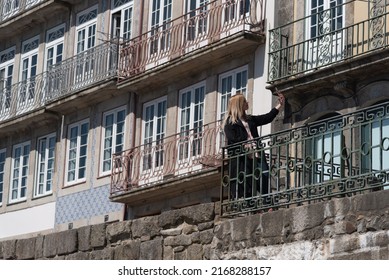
[20,36,39,110]
[186,0,209,40]
[0,47,15,115]
[9,141,30,203]
[178,82,205,161]
[149,0,172,54]
[305,114,343,185]
[45,24,65,70]
[223,0,249,23]
[66,120,89,185]
[35,134,56,197]
[111,0,133,40]
[75,6,98,83]
[305,0,344,68]
[101,107,126,174]
[361,107,389,181]
[142,97,167,171]
[218,65,248,122]
[0,149,6,206]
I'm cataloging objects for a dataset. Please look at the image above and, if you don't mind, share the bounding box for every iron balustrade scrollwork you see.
[268,0,389,82]
[118,0,266,82]
[0,0,46,22]
[221,101,389,216]
[110,121,224,196]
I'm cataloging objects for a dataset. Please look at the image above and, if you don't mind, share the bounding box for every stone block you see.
[35,236,44,259]
[0,241,3,259]
[163,246,174,260]
[43,230,78,257]
[187,243,203,260]
[114,241,140,260]
[2,240,16,260]
[132,216,160,239]
[199,229,214,244]
[140,237,163,260]
[198,221,214,231]
[90,247,114,260]
[159,203,215,228]
[91,223,107,248]
[15,238,36,259]
[164,235,192,247]
[160,227,182,236]
[291,203,325,234]
[329,234,360,254]
[65,251,90,260]
[107,220,132,243]
[262,210,284,238]
[78,225,91,251]
[231,215,261,242]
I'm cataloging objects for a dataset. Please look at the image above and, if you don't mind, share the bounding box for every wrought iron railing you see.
[221,101,389,216]
[118,0,266,81]
[268,0,389,82]
[0,72,47,121]
[45,42,118,102]
[110,121,223,196]
[0,0,46,22]
[0,42,117,122]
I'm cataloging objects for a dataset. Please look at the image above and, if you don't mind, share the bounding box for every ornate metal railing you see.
[221,101,389,216]
[0,0,46,22]
[118,0,266,81]
[45,42,118,102]
[0,42,117,122]
[0,72,47,121]
[268,0,389,82]
[110,121,223,196]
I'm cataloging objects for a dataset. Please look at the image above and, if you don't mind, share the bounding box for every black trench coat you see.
[224,108,279,199]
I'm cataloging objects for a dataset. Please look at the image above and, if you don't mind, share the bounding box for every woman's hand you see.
[275,90,285,110]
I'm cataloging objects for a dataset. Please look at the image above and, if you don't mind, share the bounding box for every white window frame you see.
[149,0,173,55]
[141,96,167,174]
[34,133,56,197]
[0,148,6,206]
[217,65,248,122]
[100,106,126,176]
[75,6,98,85]
[9,141,30,204]
[177,81,205,165]
[65,119,89,186]
[19,36,39,109]
[0,47,15,116]
[76,5,98,54]
[45,24,65,71]
[305,0,345,70]
[111,0,134,40]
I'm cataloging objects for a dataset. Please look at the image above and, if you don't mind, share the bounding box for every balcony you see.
[0,0,73,37]
[267,1,389,94]
[117,0,267,90]
[110,121,223,205]
[0,42,118,127]
[220,101,389,216]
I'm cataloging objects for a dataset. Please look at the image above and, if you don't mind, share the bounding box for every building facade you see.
[1,0,388,242]
[0,0,271,240]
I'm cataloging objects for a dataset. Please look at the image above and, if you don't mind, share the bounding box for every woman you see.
[223,92,285,200]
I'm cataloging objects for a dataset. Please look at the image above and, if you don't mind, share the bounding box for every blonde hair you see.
[223,94,247,126]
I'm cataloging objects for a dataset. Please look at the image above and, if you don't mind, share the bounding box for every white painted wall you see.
[0,202,55,240]
[253,0,275,137]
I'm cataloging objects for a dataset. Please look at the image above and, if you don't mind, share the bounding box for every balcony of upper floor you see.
[0,0,82,38]
[0,41,118,132]
[267,0,389,113]
[220,100,389,216]
[110,99,389,212]
[110,120,224,205]
[117,0,267,92]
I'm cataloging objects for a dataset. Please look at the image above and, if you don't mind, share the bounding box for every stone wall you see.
[1,190,389,260]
